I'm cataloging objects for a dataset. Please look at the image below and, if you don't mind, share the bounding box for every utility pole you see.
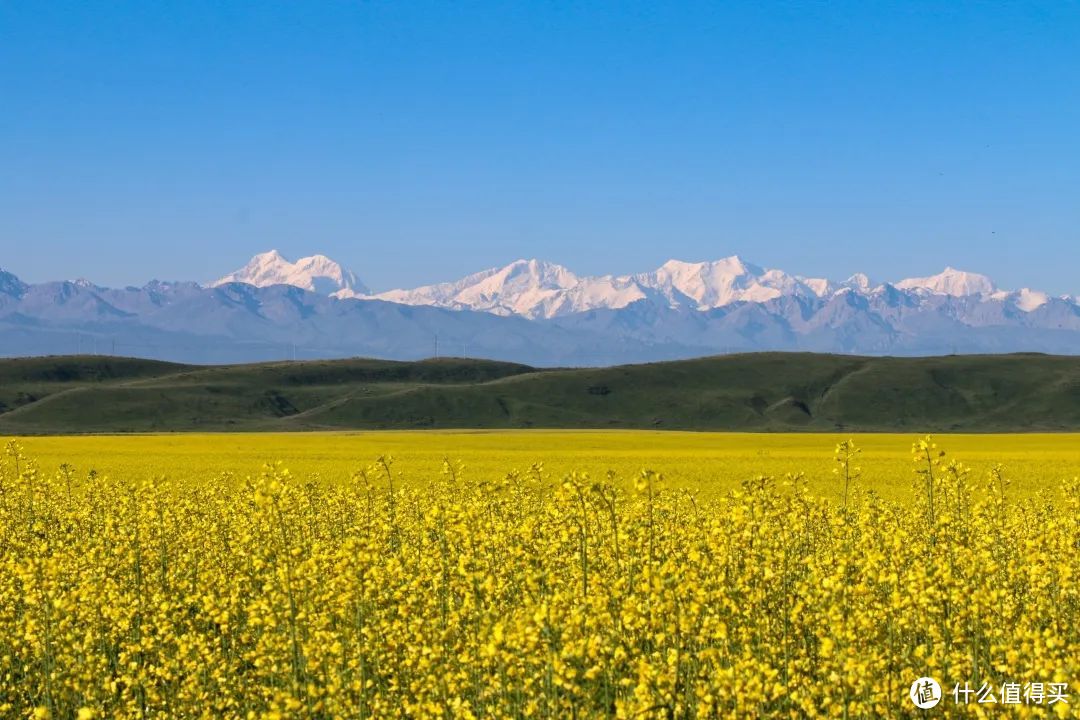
[434,332,439,359]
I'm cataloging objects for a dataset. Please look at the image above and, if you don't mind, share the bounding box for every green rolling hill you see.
[0,353,1077,434]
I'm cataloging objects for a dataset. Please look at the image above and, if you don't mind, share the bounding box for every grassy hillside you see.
[0,352,1077,433]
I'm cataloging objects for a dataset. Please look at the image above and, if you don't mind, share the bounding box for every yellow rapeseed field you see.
[0,432,1077,718]
[12,430,1080,499]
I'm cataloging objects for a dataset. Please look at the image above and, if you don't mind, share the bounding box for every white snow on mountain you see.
[3,253,1079,364]
[800,277,834,297]
[641,257,835,308]
[643,257,757,306]
[210,251,1071,325]
[214,250,369,296]
[372,255,831,318]
[843,273,872,292]
[373,259,589,318]
[895,266,995,297]
[1014,288,1049,312]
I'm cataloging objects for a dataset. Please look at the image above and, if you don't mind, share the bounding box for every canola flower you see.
[16,431,1080,504]
[0,439,1076,718]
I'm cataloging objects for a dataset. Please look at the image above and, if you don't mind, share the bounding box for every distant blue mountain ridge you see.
[1,253,1078,365]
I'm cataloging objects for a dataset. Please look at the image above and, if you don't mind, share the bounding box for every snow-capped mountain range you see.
[215,250,369,296]
[215,250,1061,319]
[1,250,1078,365]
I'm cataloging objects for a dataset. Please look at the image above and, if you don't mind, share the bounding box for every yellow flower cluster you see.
[0,440,1076,718]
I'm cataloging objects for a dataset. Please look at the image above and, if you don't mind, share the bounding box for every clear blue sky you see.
[1,1,1077,294]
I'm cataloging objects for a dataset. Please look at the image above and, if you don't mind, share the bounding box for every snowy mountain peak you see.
[372,254,929,318]
[500,258,580,288]
[800,277,833,297]
[3,254,1080,364]
[646,256,804,308]
[373,258,582,318]
[657,255,753,278]
[214,250,369,296]
[201,252,1069,329]
[845,273,872,290]
[896,267,995,297]
[1014,288,1049,312]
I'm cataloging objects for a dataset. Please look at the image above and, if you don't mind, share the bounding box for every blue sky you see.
[1,1,1077,294]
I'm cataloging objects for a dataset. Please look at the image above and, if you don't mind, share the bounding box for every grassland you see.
[1,352,1079,433]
